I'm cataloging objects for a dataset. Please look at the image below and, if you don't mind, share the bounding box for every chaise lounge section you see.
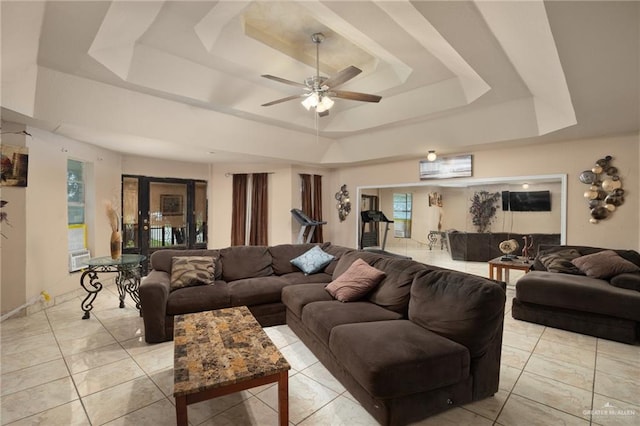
[512,245,640,343]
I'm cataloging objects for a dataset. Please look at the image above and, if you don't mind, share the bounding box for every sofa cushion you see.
[227,276,289,306]
[151,249,222,279]
[516,271,640,321]
[170,256,215,290]
[290,246,335,275]
[322,245,354,275]
[302,300,402,345]
[166,281,230,315]
[220,246,273,281]
[282,283,334,318]
[326,258,386,302]
[269,243,323,275]
[280,272,333,285]
[329,320,470,398]
[572,250,640,279]
[408,270,506,357]
[610,272,640,292]
[368,257,430,315]
[537,249,582,274]
[332,250,383,279]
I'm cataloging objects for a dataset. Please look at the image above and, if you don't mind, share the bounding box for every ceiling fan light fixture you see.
[318,95,334,112]
[301,93,319,110]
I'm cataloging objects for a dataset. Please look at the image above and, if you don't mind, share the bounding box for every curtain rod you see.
[224,172,275,177]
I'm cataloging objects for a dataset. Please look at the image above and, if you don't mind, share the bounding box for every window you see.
[68,160,89,271]
[67,160,85,225]
[393,193,412,238]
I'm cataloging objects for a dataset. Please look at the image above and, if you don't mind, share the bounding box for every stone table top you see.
[173,306,290,397]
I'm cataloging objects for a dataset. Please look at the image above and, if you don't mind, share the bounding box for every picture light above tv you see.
[502,190,551,212]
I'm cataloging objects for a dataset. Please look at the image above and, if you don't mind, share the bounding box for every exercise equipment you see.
[291,209,327,243]
[360,210,411,259]
[360,210,394,250]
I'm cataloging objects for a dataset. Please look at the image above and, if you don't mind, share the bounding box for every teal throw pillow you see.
[290,246,335,275]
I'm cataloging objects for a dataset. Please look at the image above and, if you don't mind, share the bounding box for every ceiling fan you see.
[261,32,382,117]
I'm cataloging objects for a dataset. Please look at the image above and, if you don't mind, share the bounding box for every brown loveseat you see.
[139,242,506,425]
[512,245,640,344]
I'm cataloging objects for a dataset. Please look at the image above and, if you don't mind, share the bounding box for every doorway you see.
[122,175,207,270]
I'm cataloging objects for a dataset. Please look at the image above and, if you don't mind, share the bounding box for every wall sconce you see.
[335,184,351,222]
[427,150,437,161]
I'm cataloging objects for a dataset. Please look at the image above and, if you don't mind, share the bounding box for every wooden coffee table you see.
[173,306,290,426]
[488,256,532,283]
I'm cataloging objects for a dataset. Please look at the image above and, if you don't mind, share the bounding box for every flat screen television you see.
[502,190,551,211]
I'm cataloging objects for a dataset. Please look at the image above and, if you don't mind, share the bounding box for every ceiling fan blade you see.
[261,95,303,107]
[332,90,382,103]
[261,74,307,89]
[323,66,362,89]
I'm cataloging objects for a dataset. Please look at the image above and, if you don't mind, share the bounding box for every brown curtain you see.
[231,174,247,246]
[312,174,324,242]
[249,173,268,245]
[300,174,313,241]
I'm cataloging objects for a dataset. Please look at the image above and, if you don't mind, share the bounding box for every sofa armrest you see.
[140,270,171,343]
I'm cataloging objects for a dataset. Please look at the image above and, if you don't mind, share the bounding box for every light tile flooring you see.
[1,248,639,425]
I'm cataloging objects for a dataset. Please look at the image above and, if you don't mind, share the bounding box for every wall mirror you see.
[357,174,567,272]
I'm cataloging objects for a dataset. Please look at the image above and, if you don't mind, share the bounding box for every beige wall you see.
[4,123,639,316]
[325,134,639,251]
[22,127,122,312]
[1,122,28,314]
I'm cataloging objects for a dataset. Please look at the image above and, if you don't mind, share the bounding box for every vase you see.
[110,230,122,260]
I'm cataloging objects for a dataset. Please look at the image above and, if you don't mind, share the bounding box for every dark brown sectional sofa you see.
[446,231,561,262]
[139,242,506,425]
[512,245,640,344]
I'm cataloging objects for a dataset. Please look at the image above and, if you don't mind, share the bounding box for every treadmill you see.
[360,210,411,259]
[290,209,327,243]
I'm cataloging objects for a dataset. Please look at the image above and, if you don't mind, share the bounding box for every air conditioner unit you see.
[69,249,91,272]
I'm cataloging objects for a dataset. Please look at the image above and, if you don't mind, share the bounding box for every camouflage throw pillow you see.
[170,256,215,290]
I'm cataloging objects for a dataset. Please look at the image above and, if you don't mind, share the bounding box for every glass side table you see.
[80,254,146,319]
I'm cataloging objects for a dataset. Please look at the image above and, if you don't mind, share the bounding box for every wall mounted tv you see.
[502,190,551,212]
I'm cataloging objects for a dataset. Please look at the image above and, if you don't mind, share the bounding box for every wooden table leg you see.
[495,267,503,282]
[278,371,289,426]
[176,395,188,426]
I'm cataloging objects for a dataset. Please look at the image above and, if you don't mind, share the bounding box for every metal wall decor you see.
[579,155,624,224]
[335,184,351,222]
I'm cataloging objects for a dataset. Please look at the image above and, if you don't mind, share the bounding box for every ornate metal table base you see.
[80,255,145,319]
[427,231,449,251]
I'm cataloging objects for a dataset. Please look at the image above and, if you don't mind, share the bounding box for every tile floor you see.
[1,248,639,425]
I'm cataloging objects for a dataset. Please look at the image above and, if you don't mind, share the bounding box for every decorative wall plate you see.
[579,155,623,224]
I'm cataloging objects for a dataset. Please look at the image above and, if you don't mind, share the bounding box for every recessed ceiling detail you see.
[242,2,376,76]
[2,0,637,166]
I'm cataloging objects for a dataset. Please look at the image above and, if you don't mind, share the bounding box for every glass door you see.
[122,176,208,271]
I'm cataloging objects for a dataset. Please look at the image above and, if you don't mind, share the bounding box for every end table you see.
[488,256,532,283]
[80,254,145,319]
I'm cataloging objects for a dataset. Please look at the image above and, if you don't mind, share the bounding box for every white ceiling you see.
[2,1,638,166]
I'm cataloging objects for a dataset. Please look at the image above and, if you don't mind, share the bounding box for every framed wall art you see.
[160,194,183,216]
[419,154,472,180]
[1,144,29,187]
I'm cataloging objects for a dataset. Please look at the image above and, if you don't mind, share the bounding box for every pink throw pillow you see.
[326,258,386,302]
